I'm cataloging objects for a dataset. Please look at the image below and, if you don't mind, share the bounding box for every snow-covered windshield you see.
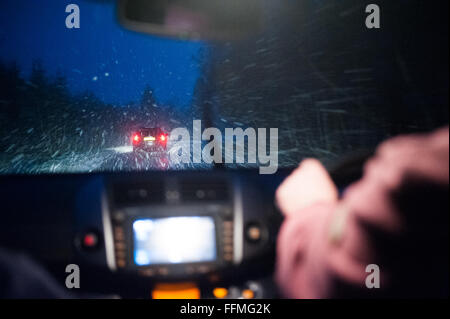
[0,0,448,174]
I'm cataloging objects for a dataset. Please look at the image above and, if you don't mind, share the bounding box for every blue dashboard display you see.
[133,217,217,266]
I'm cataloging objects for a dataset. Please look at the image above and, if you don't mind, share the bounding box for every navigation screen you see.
[133,217,217,266]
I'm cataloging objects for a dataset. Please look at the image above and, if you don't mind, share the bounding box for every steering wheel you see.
[328,149,375,189]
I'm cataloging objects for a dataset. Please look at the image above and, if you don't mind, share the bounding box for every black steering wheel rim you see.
[328,149,375,188]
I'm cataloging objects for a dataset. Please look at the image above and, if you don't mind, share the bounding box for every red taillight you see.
[132,133,140,144]
[159,134,166,142]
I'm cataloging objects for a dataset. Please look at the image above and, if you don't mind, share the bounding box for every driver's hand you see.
[275,159,338,217]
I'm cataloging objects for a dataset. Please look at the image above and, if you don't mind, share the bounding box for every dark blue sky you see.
[0,0,205,109]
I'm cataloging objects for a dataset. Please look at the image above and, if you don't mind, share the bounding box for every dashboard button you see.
[245,223,263,243]
[158,267,169,275]
[242,289,255,299]
[80,231,101,250]
[83,234,97,247]
[114,227,125,240]
[213,288,228,299]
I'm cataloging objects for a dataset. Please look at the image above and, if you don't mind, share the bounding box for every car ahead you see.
[132,127,168,153]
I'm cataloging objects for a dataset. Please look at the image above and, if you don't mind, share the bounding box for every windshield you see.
[1,0,448,174]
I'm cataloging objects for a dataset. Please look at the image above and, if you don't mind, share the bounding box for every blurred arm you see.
[275,127,449,298]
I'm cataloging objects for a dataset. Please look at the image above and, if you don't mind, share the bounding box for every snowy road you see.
[0,139,213,174]
[1,128,306,174]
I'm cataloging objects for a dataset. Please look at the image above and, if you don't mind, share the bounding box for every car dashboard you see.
[0,170,288,298]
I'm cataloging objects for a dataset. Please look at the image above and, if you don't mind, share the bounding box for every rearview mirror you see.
[117,0,264,41]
